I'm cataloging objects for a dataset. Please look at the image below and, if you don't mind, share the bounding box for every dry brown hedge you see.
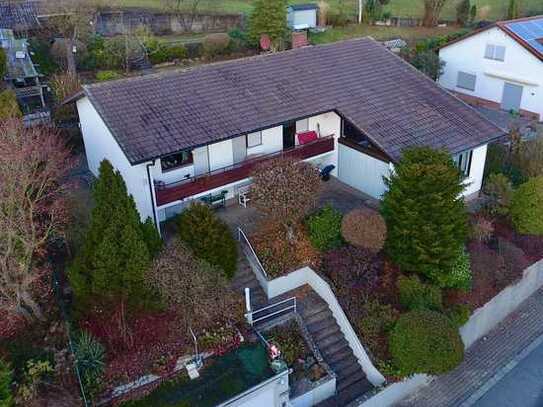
[341,208,387,252]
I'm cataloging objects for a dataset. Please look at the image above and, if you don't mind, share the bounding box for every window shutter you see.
[457,72,476,91]
[494,45,506,61]
[484,44,495,59]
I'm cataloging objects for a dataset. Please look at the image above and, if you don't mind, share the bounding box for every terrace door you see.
[501,83,523,113]
[283,122,296,150]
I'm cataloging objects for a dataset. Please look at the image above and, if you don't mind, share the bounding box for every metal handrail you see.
[246,297,297,326]
[238,227,268,279]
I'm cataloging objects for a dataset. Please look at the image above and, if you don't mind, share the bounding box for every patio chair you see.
[237,184,252,208]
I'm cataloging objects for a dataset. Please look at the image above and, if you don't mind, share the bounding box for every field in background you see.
[118,0,543,21]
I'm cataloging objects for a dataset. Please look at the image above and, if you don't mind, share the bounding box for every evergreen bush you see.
[484,173,513,216]
[381,147,469,287]
[0,49,6,78]
[397,275,443,311]
[95,70,122,82]
[177,203,238,279]
[69,160,156,310]
[248,0,288,48]
[306,205,343,251]
[446,304,471,327]
[446,249,472,290]
[510,177,543,235]
[0,358,13,407]
[389,310,464,376]
[0,90,22,120]
[74,331,105,398]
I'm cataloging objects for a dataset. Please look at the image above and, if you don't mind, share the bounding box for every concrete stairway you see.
[230,255,268,309]
[301,292,373,406]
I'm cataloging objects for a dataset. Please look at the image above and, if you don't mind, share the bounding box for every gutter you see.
[145,160,160,235]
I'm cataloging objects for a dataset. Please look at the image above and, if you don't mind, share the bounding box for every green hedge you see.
[177,203,238,279]
[389,310,464,376]
[510,176,543,235]
[306,205,343,251]
[397,275,442,312]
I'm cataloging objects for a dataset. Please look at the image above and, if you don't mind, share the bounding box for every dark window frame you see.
[246,131,263,148]
[161,150,193,172]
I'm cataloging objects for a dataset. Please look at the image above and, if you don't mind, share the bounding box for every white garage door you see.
[337,143,391,200]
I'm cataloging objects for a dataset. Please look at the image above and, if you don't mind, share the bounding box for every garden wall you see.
[257,266,386,386]
[96,9,243,36]
[461,258,543,347]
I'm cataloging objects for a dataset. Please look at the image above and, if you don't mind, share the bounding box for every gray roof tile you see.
[84,37,503,165]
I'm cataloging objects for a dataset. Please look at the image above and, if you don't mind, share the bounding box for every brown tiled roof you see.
[84,37,503,165]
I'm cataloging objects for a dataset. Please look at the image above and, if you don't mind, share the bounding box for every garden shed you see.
[287,4,319,30]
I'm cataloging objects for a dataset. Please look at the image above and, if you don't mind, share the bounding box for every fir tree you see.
[248,0,288,50]
[456,0,471,26]
[141,217,163,258]
[507,0,521,20]
[381,147,468,287]
[69,160,155,309]
[0,359,13,407]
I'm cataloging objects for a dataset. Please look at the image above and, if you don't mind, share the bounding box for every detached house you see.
[73,38,502,230]
[439,15,543,121]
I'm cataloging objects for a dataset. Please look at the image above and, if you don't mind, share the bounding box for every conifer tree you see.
[248,0,288,50]
[69,160,155,309]
[507,0,521,20]
[381,147,468,287]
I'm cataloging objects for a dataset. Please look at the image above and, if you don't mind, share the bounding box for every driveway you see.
[472,335,543,407]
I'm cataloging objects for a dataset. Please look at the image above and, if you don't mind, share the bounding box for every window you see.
[296,118,309,133]
[484,44,506,61]
[247,131,262,148]
[457,71,477,91]
[161,150,193,171]
[453,150,473,176]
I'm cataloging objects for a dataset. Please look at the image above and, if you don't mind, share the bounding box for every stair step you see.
[311,324,341,342]
[330,354,359,373]
[326,347,354,366]
[300,299,329,318]
[339,377,373,405]
[320,340,351,359]
[303,308,333,326]
[337,369,366,392]
[315,332,345,349]
[307,316,338,334]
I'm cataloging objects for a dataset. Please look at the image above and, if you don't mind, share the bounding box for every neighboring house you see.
[287,4,319,30]
[0,0,41,34]
[439,15,543,121]
[0,28,48,119]
[72,38,502,231]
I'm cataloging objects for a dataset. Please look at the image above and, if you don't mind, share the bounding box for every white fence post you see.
[245,287,253,326]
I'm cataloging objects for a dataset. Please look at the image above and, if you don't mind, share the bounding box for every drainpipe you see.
[145,160,160,236]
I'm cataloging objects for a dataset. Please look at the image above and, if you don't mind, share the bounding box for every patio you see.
[217,176,380,235]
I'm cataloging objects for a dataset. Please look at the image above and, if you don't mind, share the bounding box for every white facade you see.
[439,26,543,120]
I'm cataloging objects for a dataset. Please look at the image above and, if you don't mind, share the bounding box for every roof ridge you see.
[496,14,543,25]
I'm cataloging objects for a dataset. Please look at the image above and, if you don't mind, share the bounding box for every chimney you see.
[292,30,309,49]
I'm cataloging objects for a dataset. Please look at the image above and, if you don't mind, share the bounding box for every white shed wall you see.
[463,144,487,197]
[288,9,317,28]
[439,26,543,118]
[77,97,155,222]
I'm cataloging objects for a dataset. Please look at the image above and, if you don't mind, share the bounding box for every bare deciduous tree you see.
[0,120,76,321]
[251,157,322,240]
[161,0,202,32]
[422,0,449,27]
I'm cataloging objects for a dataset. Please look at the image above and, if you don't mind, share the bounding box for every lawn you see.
[118,0,543,21]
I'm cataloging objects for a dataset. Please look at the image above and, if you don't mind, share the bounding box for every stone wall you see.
[96,8,244,36]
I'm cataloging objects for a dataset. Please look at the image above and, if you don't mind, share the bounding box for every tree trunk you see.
[65,38,77,74]
[422,0,446,27]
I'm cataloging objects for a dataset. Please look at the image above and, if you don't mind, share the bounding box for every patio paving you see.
[217,177,379,235]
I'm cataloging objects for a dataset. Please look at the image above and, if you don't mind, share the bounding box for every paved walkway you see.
[397,288,543,407]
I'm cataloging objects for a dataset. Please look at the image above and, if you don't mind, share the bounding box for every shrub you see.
[517,136,543,179]
[496,238,530,288]
[510,177,543,235]
[203,33,231,58]
[341,208,387,253]
[166,44,188,60]
[356,299,399,360]
[267,321,307,366]
[321,246,382,312]
[389,310,464,376]
[444,249,472,291]
[471,216,494,243]
[484,173,514,216]
[0,90,22,120]
[306,205,343,251]
[247,0,288,47]
[147,239,243,331]
[327,9,350,26]
[95,70,122,82]
[447,304,471,327]
[141,217,163,258]
[253,223,320,278]
[468,242,506,308]
[381,147,469,287]
[177,203,238,279]
[0,48,6,78]
[0,358,13,407]
[74,331,105,397]
[397,275,443,311]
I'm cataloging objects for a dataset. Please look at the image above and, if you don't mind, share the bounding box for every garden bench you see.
[200,190,228,208]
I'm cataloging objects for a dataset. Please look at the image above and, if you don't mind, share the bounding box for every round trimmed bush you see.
[510,176,543,235]
[341,208,386,252]
[397,275,442,311]
[306,205,343,251]
[203,33,231,58]
[389,310,464,376]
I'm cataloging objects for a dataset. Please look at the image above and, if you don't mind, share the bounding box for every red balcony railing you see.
[155,135,335,206]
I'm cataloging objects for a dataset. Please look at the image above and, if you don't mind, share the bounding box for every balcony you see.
[155,135,335,206]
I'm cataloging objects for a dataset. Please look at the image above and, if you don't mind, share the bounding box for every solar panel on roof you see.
[505,17,543,54]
